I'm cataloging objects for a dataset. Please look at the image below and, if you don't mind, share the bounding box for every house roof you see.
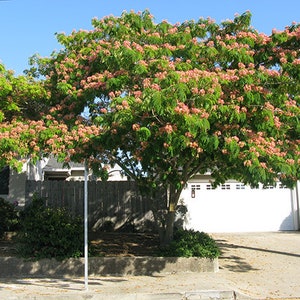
[43,157,84,171]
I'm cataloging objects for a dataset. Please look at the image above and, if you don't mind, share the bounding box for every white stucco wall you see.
[180,181,298,233]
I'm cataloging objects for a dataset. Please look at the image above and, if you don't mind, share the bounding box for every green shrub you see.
[159,229,220,258]
[18,196,83,260]
[0,197,20,239]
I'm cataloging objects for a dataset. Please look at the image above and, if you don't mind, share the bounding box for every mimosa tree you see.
[5,11,300,244]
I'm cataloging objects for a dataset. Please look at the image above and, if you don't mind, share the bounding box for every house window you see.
[191,184,201,190]
[236,184,245,190]
[206,184,213,190]
[44,171,69,181]
[263,185,275,189]
[0,166,9,194]
[221,184,231,190]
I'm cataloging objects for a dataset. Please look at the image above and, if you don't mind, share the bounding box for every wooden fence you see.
[25,180,166,232]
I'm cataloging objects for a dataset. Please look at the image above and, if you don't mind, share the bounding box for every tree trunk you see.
[158,184,183,247]
[159,210,176,247]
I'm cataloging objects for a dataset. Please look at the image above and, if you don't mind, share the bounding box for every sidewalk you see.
[0,275,246,300]
[1,232,300,299]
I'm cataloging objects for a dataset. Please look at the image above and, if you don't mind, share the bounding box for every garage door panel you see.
[182,182,294,232]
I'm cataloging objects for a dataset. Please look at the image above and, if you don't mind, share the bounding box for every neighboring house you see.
[2,158,300,233]
[29,156,126,182]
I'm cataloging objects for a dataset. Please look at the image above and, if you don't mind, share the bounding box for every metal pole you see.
[84,159,88,290]
[296,181,300,230]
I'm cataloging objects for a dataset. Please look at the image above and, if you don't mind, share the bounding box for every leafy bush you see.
[159,229,220,258]
[0,197,20,239]
[18,196,83,260]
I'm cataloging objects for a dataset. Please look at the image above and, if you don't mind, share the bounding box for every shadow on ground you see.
[0,277,127,292]
[215,235,300,273]
[215,239,260,272]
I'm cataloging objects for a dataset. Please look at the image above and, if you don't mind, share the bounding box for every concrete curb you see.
[0,256,218,277]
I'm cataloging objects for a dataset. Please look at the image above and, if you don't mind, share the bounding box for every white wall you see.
[180,181,297,233]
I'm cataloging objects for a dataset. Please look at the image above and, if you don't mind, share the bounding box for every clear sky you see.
[1,0,299,75]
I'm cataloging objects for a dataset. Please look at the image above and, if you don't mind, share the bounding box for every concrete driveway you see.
[0,232,299,299]
[211,231,300,299]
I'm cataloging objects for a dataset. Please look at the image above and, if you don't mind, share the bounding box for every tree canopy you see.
[31,11,299,187]
[1,10,299,243]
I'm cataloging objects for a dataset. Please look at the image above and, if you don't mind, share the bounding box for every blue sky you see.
[1,0,299,75]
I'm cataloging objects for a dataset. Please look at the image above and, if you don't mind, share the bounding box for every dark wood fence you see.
[25,180,166,232]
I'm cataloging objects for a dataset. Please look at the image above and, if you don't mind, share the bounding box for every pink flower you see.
[189,141,198,149]
[238,62,245,69]
[207,40,214,47]
[175,102,189,114]
[286,159,295,165]
[165,124,173,134]
[244,160,252,167]
[168,27,178,34]
[199,89,206,96]
[280,57,287,64]
[143,78,151,88]
[190,107,201,114]
[109,91,115,98]
[123,40,131,49]
[150,83,161,91]
[132,124,140,131]
[191,87,198,94]
[293,59,300,65]
[260,162,267,169]
[122,100,129,108]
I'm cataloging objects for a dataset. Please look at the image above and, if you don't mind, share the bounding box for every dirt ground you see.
[0,232,161,257]
[89,232,160,256]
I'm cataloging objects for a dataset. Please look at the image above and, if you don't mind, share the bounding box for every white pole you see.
[84,159,88,291]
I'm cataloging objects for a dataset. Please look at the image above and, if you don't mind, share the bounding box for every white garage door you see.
[181,181,298,233]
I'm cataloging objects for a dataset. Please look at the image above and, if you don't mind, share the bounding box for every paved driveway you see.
[211,231,300,299]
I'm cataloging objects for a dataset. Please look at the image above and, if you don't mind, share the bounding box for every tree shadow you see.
[215,239,260,272]
[0,277,127,292]
[229,243,300,258]
[215,235,300,273]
